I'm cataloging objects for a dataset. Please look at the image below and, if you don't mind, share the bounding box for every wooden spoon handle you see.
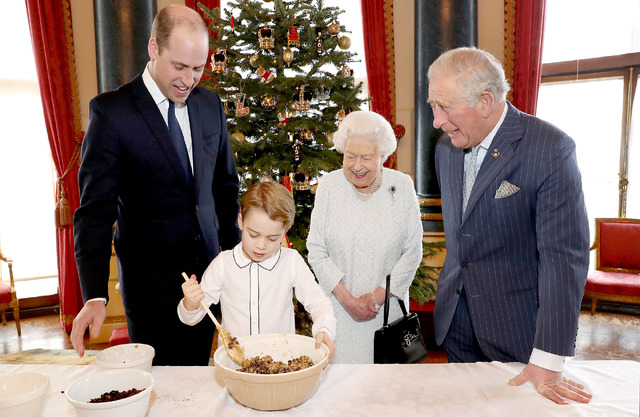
[181,272,221,328]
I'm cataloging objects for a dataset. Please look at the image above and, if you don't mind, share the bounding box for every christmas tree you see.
[200,0,368,255]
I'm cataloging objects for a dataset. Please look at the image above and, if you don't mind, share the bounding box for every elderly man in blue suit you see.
[71,5,241,365]
[428,47,592,404]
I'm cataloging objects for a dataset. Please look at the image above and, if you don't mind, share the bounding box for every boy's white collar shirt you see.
[177,243,336,341]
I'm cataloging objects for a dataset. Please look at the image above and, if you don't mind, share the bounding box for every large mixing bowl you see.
[213,333,330,411]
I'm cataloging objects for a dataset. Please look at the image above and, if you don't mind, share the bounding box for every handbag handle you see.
[382,274,409,327]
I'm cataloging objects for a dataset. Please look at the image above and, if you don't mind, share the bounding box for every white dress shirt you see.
[142,64,193,172]
[177,244,336,340]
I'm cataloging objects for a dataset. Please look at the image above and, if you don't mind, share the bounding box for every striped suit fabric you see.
[433,102,590,363]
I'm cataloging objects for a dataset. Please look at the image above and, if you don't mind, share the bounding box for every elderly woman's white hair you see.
[332,111,397,161]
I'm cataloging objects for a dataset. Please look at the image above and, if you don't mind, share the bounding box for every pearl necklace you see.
[353,171,381,202]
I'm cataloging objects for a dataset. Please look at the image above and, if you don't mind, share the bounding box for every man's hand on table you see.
[509,362,592,404]
[70,300,107,357]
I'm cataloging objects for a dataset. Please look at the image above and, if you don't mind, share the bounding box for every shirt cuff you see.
[529,348,565,372]
[86,297,107,304]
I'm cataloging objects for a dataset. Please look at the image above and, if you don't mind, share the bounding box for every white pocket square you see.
[495,180,520,198]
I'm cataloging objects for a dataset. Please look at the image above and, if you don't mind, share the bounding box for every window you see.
[537,0,640,244]
[0,3,58,280]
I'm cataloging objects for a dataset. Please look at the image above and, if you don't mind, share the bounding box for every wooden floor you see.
[1,303,639,362]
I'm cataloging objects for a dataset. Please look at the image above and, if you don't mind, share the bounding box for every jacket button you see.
[194,234,202,242]
[461,262,468,268]
[456,288,461,295]
[195,205,199,212]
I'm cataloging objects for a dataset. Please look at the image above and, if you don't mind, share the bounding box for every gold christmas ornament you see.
[283,47,294,67]
[338,35,351,50]
[231,132,246,142]
[299,128,314,143]
[249,54,260,68]
[258,25,275,49]
[261,95,277,111]
[327,21,340,36]
[326,132,334,146]
[293,171,311,190]
[291,85,312,111]
[310,183,318,194]
[211,48,228,74]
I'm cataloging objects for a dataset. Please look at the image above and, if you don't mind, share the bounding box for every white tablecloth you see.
[1,360,638,416]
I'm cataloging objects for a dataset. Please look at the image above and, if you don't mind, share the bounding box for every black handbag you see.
[374,275,429,364]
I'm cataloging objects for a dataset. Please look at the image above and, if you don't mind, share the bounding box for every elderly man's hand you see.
[509,362,592,404]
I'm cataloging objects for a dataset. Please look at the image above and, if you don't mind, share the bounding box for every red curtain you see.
[25,0,84,332]
[360,0,398,169]
[504,0,547,116]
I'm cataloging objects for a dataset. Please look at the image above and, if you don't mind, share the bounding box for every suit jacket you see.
[74,73,241,315]
[434,102,590,362]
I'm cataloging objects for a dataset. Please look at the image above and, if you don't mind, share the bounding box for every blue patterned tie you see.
[462,146,480,213]
[167,100,192,182]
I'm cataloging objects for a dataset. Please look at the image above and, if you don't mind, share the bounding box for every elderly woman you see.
[307,111,423,364]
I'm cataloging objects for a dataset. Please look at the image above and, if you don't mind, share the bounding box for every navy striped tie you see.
[167,100,192,182]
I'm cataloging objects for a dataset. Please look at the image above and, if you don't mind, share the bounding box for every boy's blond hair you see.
[241,181,295,230]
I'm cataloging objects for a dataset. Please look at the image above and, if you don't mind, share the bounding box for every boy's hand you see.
[315,331,336,365]
[181,274,204,311]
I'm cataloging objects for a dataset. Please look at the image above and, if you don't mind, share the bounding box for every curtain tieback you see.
[55,131,84,229]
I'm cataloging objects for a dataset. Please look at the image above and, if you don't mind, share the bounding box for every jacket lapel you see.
[462,102,523,224]
[132,76,194,192]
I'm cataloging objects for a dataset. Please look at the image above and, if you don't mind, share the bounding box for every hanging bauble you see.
[310,183,318,194]
[326,132,334,146]
[249,54,260,68]
[338,35,351,50]
[211,48,228,74]
[258,25,275,49]
[288,26,300,47]
[261,96,277,111]
[283,47,294,67]
[299,128,314,143]
[327,21,340,36]
[231,132,246,142]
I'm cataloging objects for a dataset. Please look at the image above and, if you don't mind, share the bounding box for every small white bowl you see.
[0,372,50,417]
[65,369,154,417]
[214,333,330,411]
[96,343,155,371]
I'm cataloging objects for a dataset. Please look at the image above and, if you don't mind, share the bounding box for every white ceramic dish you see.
[95,343,155,371]
[0,372,50,417]
[65,369,154,417]
[213,333,330,411]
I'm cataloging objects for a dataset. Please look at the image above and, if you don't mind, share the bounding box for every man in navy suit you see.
[71,5,241,365]
[428,47,592,404]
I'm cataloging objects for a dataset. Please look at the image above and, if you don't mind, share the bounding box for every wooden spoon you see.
[182,272,245,366]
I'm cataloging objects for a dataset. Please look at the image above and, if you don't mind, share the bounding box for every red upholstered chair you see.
[0,247,21,335]
[584,218,640,314]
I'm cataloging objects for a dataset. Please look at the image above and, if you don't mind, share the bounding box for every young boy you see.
[178,181,336,359]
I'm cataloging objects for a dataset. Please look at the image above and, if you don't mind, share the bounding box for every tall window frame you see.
[540,53,640,219]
